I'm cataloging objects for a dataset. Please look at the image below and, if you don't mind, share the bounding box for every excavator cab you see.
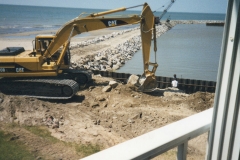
[35,35,55,56]
[33,35,70,67]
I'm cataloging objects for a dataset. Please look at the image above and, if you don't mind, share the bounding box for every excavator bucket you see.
[137,74,158,92]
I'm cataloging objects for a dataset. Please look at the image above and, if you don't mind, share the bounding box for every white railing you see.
[82,108,213,160]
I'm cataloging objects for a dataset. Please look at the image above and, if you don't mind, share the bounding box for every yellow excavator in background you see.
[0,3,158,99]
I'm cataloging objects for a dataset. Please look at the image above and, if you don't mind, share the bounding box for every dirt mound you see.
[0,75,214,159]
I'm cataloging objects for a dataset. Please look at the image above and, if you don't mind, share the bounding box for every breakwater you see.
[91,70,216,93]
[70,23,171,71]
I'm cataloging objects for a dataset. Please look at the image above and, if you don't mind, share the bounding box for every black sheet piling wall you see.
[91,70,216,93]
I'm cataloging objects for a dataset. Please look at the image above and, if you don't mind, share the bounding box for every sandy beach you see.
[0,26,135,50]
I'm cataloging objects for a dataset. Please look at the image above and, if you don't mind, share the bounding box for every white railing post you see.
[177,141,188,160]
[206,0,240,159]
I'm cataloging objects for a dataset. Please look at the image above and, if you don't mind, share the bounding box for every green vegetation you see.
[0,130,35,160]
[25,126,101,157]
[7,122,19,128]
[75,143,101,157]
[24,125,59,143]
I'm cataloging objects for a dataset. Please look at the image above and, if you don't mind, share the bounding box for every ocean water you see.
[117,24,224,81]
[0,4,225,81]
[0,4,225,35]
[0,5,94,34]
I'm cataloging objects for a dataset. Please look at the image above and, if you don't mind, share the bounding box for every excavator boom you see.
[42,9,141,59]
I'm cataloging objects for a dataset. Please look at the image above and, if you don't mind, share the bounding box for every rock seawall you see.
[70,23,171,71]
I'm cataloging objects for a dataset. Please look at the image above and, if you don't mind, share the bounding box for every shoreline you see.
[0,20,224,50]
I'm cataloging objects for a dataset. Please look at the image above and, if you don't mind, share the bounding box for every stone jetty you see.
[70,23,171,71]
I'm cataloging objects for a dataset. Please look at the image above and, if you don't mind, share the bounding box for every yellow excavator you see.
[0,3,158,99]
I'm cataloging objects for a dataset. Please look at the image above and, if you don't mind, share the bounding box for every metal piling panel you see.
[91,70,216,93]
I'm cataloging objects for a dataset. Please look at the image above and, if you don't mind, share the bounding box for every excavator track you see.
[0,78,79,99]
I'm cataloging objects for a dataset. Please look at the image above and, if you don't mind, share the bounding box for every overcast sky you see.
[0,0,228,14]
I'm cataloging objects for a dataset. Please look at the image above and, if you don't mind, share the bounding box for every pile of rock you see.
[102,80,119,92]
[70,23,171,71]
[169,20,225,26]
[70,27,139,49]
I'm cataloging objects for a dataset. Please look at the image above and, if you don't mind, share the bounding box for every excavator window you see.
[37,38,52,55]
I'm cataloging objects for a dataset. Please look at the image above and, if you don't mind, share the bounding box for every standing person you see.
[172,74,178,88]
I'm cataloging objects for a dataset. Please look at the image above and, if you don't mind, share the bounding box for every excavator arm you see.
[138,4,158,92]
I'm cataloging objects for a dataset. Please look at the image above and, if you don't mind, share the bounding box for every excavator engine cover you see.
[0,47,25,56]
